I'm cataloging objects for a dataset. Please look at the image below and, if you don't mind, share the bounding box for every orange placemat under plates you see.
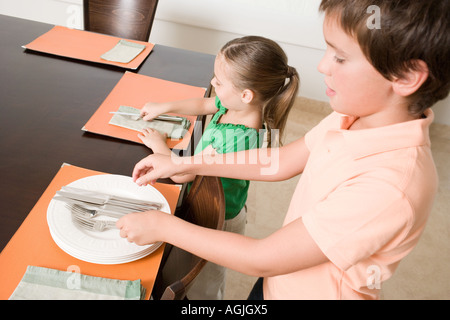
[0,163,181,300]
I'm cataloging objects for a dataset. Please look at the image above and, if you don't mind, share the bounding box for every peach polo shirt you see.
[264,109,438,300]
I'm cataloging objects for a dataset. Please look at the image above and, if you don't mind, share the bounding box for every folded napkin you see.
[101,40,146,63]
[109,106,191,139]
[9,266,145,300]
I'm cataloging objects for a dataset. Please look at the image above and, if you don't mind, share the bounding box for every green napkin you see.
[9,266,145,300]
[109,106,191,139]
[101,40,146,63]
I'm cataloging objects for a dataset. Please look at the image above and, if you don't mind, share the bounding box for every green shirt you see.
[193,96,264,219]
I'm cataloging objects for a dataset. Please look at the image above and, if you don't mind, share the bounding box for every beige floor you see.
[223,97,450,300]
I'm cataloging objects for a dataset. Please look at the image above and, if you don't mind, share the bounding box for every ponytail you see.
[264,66,300,147]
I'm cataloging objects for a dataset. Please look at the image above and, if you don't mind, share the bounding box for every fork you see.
[67,204,126,219]
[71,211,118,232]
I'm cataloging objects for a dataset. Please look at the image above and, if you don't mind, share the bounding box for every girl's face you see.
[211,54,248,111]
[317,16,395,122]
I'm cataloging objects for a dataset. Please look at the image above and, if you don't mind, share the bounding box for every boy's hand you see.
[132,153,184,186]
[116,210,169,246]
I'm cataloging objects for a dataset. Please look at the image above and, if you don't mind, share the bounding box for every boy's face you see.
[318,16,396,122]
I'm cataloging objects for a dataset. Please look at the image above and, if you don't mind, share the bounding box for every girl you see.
[137,36,299,299]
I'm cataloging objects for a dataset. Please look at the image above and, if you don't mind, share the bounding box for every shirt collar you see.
[335,109,434,160]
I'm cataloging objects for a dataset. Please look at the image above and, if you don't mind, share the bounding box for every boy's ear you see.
[241,89,255,104]
[392,60,429,97]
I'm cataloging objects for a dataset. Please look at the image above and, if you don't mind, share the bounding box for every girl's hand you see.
[140,102,168,121]
[116,210,169,246]
[138,128,168,151]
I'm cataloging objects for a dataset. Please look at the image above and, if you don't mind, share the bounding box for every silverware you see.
[60,185,163,207]
[57,186,163,210]
[109,112,141,121]
[54,196,136,215]
[55,191,106,205]
[155,114,184,122]
[110,111,141,117]
[68,203,125,219]
[71,210,118,232]
[109,112,184,122]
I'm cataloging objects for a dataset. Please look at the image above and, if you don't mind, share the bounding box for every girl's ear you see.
[392,60,429,97]
[241,89,255,104]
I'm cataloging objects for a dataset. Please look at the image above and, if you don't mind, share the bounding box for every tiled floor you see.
[223,97,450,300]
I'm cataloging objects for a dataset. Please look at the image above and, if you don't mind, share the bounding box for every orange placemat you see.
[0,163,181,300]
[83,72,206,150]
[23,26,154,70]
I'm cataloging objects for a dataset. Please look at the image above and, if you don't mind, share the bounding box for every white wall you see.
[148,0,329,103]
[1,0,448,125]
[148,0,328,104]
[0,0,82,27]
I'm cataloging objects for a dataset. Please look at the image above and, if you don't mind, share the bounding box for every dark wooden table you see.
[0,14,215,251]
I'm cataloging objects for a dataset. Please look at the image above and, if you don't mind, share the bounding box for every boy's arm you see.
[141,97,217,121]
[117,209,327,277]
[133,137,310,185]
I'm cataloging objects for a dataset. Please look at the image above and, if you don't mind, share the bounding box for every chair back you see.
[83,0,159,41]
[152,175,225,300]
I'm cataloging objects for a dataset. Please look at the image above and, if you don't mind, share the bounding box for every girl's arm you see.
[117,210,327,277]
[140,97,217,121]
[133,137,310,185]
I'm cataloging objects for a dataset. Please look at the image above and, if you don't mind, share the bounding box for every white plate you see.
[47,174,171,264]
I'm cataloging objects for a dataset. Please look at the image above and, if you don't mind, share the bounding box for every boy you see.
[118,0,450,299]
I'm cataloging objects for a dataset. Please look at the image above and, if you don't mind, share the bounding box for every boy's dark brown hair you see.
[319,0,450,116]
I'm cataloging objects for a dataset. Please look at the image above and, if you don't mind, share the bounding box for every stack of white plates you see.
[47,174,171,264]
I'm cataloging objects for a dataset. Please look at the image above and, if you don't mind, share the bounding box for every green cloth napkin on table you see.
[101,39,146,63]
[9,266,145,300]
[109,106,191,139]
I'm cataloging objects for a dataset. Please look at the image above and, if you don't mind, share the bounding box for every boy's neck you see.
[349,108,422,130]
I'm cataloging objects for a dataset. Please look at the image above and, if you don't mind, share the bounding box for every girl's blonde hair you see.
[220,36,300,146]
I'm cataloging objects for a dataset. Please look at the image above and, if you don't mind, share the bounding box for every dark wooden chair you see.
[83,0,159,41]
[152,175,225,300]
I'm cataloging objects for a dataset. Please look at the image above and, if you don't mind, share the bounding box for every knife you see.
[53,196,132,216]
[109,112,184,122]
[56,188,162,211]
[60,186,163,207]
[109,111,141,117]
